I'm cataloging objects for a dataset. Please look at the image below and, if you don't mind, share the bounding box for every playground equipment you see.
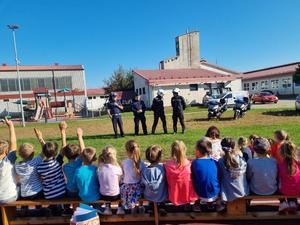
[32,88,53,121]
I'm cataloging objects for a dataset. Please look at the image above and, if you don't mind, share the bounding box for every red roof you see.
[242,62,300,81]
[133,68,237,86]
[87,88,106,96]
[0,65,84,71]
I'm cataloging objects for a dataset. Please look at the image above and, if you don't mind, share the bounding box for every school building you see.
[0,64,87,117]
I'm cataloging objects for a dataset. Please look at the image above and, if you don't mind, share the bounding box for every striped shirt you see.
[15,155,43,197]
[0,151,18,203]
[37,155,66,199]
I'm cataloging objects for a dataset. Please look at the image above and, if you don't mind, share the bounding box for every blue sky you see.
[0,0,300,88]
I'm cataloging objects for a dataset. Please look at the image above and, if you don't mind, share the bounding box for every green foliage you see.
[103,65,134,93]
[293,64,300,84]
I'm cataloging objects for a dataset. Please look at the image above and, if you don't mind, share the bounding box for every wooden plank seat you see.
[1,196,299,225]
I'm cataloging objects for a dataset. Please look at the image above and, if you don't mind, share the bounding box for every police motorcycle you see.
[207,98,227,120]
[233,97,250,119]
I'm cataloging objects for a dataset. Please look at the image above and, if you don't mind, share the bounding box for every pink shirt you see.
[278,161,300,196]
[164,159,198,205]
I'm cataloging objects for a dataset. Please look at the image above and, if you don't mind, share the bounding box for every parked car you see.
[211,91,250,108]
[252,92,278,104]
[296,95,300,111]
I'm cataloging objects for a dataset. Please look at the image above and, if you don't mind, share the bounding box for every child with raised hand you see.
[277,141,300,213]
[164,140,198,207]
[219,138,249,202]
[61,123,83,198]
[97,145,123,215]
[205,126,223,161]
[73,133,100,202]
[247,138,277,196]
[237,136,252,162]
[270,130,289,163]
[141,145,168,215]
[191,137,220,211]
[120,140,145,213]
[0,118,18,203]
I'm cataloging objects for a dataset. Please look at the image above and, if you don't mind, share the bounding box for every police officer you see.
[171,88,186,134]
[151,89,168,134]
[107,92,125,138]
[131,93,147,135]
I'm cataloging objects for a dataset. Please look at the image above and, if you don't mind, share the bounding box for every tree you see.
[292,64,300,95]
[103,65,134,93]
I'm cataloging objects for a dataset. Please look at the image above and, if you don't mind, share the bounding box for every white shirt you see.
[121,159,145,184]
[0,152,18,203]
[210,139,224,161]
[98,164,122,196]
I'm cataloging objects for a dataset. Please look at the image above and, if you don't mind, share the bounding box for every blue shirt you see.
[107,101,121,115]
[141,163,168,203]
[63,157,83,192]
[131,100,146,116]
[74,165,100,202]
[191,158,220,199]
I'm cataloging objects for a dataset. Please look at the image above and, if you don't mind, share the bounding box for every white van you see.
[214,91,250,106]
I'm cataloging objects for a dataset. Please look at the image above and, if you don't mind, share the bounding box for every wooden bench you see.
[1,196,299,225]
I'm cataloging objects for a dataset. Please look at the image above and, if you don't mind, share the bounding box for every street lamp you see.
[7,24,25,127]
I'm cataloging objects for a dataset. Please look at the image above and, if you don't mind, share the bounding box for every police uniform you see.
[131,99,148,135]
[107,100,124,138]
[151,95,167,134]
[171,95,186,133]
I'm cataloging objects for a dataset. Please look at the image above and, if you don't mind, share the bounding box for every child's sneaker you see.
[192,204,202,212]
[288,201,298,214]
[216,203,226,212]
[138,206,145,214]
[102,206,113,216]
[116,206,125,215]
[278,201,289,213]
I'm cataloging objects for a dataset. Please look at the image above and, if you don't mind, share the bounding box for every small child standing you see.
[98,146,123,215]
[277,141,300,213]
[0,118,18,203]
[237,136,252,162]
[191,137,220,211]
[270,130,289,163]
[219,138,249,202]
[74,147,100,202]
[141,145,168,214]
[247,138,277,195]
[165,140,198,206]
[120,140,145,213]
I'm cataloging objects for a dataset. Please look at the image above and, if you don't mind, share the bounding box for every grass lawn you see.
[0,107,299,161]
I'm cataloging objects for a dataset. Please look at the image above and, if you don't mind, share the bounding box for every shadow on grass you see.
[187,117,235,122]
[262,110,300,117]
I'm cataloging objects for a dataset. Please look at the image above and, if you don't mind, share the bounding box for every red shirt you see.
[270,142,283,163]
[164,159,198,205]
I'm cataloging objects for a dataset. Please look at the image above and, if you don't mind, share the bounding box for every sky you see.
[0,0,300,88]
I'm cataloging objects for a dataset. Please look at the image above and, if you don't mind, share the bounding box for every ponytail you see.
[221,138,239,169]
[125,140,141,177]
[280,141,297,176]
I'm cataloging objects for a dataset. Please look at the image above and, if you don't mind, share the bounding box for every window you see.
[136,89,138,94]
[142,87,146,95]
[260,80,268,90]
[243,83,250,91]
[282,78,292,88]
[0,79,8,92]
[139,88,142,95]
[8,79,17,92]
[251,82,258,90]
[21,78,31,91]
[271,80,279,89]
[225,93,232,99]
[189,84,198,91]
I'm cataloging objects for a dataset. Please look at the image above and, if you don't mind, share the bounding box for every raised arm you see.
[4,118,16,152]
[34,128,46,147]
[77,128,85,152]
[59,121,68,149]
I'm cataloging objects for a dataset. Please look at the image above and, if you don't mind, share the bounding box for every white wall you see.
[133,74,152,106]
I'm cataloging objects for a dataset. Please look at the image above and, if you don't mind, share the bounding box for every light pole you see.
[7,24,25,127]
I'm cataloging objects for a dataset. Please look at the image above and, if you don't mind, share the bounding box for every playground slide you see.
[34,105,44,121]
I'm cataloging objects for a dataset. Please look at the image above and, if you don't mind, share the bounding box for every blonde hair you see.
[280,141,298,176]
[19,143,35,161]
[99,145,119,167]
[274,130,289,142]
[0,140,9,155]
[171,140,187,167]
[238,137,248,148]
[125,140,141,176]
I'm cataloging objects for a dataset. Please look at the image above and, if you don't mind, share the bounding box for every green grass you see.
[2,106,299,162]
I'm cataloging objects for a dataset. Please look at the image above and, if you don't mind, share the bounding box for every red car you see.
[252,92,278,104]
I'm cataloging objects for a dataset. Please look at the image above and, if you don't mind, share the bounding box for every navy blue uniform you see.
[151,96,167,134]
[131,99,147,135]
[171,95,186,133]
[107,101,124,138]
